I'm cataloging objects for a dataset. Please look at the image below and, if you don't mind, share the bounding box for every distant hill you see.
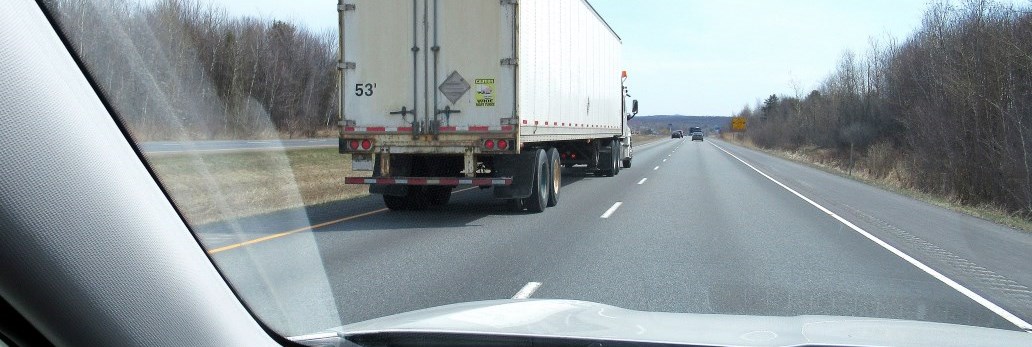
[629,115,731,134]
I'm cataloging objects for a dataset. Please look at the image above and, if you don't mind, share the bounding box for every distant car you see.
[671,131,682,139]
[691,132,704,141]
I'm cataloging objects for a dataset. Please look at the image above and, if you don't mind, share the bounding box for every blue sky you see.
[200,0,1025,116]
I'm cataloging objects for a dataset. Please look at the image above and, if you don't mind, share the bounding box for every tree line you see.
[736,1,1032,216]
[44,0,338,140]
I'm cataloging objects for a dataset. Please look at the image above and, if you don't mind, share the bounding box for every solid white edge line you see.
[637,178,648,185]
[600,202,623,219]
[512,282,542,299]
[709,141,1032,332]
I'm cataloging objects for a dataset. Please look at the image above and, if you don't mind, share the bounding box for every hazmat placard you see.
[439,71,470,104]
[474,78,495,107]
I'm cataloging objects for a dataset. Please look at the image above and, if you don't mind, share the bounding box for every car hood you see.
[318,299,1031,347]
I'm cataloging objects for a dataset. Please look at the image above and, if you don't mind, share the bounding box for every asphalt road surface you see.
[140,138,337,154]
[193,137,1032,337]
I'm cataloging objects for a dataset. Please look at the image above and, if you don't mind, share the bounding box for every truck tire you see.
[613,149,621,175]
[427,186,452,206]
[407,188,432,210]
[383,194,410,211]
[383,187,434,211]
[622,158,632,168]
[525,149,548,213]
[546,148,561,207]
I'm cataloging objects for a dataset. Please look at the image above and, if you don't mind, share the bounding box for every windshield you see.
[42,0,1032,342]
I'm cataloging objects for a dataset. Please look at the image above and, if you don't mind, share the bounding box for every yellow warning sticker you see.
[474,78,495,107]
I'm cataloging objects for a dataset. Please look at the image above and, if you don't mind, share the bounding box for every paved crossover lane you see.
[197,138,1031,336]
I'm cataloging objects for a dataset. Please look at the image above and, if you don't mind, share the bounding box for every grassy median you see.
[146,148,369,225]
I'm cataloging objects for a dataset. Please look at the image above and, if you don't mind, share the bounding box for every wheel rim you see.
[552,157,561,194]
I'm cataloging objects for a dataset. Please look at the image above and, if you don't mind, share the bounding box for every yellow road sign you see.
[731,117,747,132]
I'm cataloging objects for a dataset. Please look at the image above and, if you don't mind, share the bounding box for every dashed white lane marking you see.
[709,141,1032,332]
[663,159,667,162]
[653,166,660,171]
[512,282,542,299]
[600,202,623,219]
[637,178,647,185]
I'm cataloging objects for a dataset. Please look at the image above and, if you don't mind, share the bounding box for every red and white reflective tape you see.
[345,177,512,186]
[514,120,621,129]
[343,126,413,132]
[344,125,513,133]
[437,125,514,132]
[345,123,620,132]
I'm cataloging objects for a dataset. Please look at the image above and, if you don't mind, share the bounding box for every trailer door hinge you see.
[501,58,518,66]
[338,4,356,11]
[338,62,356,70]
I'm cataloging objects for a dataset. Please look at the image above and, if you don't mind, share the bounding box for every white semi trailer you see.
[337,0,638,212]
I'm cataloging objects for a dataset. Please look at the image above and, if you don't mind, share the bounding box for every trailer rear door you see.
[343,0,516,137]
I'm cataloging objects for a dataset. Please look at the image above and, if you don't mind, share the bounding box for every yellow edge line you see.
[206,186,479,254]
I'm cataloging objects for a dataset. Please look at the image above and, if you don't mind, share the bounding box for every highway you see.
[139,138,336,154]
[195,137,1032,337]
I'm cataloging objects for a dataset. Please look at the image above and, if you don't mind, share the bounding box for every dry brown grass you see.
[146,148,369,225]
[634,134,668,146]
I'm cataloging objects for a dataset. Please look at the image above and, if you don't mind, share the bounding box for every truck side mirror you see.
[632,100,639,115]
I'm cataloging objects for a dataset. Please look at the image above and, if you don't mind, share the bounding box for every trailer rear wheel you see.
[525,149,548,213]
[427,186,452,206]
[407,188,432,210]
[383,194,411,211]
[546,148,561,207]
[610,154,618,175]
[383,187,437,211]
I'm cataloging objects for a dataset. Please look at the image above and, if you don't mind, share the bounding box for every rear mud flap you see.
[493,152,537,199]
